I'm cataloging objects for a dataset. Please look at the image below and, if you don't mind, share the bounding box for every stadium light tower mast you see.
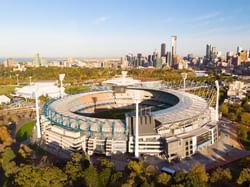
[215,80,220,122]
[35,85,41,139]
[16,74,19,86]
[29,76,32,85]
[133,91,142,158]
[181,73,187,91]
[59,74,65,99]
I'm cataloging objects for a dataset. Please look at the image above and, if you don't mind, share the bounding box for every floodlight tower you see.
[215,80,220,122]
[133,91,142,158]
[16,74,19,86]
[181,73,187,91]
[29,76,32,85]
[59,74,65,99]
[35,85,41,138]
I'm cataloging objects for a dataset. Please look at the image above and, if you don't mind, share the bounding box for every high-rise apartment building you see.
[171,36,177,65]
[33,53,41,67]
[161,43,166,57]
[166,51,172,67]
[137,53,142,66]
[206,44,212,59]
[171,36,177,56]
[3,58,17,68]
[237,46,243,53]
[148,55,153,66]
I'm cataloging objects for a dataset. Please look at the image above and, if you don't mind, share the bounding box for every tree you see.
[14,164,42,187]
[220,103,229,117]
[210,167,232,184]
[64,153,84,185]
[65,160,83,184]
[242,99,250,112]
[141,180,151,187]
[173,171,186,184]
[40,166,68,187]
[190,164,208,183]
[0,126,13,151]
[39,95,48,104]
[0,147,18,177]
[156,173,171,186]
[110,172,123,187]
[14,165,68,187]
[185,164,208,187]
[237,168,250,185]
[127,161,145,176]
[83,165,100,187]
[99,167,112,187]
[100,158,113,169]
[240,112,250,125]
[240,156,250,167]
[238,126,248,140]
[171,184,185,187]
[228,112,237,121]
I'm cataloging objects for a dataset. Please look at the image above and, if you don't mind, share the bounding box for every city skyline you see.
[0,0,250,57]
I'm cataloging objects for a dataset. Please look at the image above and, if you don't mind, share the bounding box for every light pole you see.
[215,80,220,122]
[59,74,65,99]
[34,85,41,139]
[133,91,142,158]
[181,73,187,91]
[29,76,32,85]
[16,74,19,86]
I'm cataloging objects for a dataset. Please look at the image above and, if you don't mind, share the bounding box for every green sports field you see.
[16,120,36,142]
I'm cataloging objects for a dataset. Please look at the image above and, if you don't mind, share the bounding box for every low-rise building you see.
[227,81,247,99]
[0,95,11,104]
[15,81,65,99]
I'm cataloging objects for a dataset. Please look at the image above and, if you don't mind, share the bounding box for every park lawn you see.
[16,120,36,142]
[0,85,17,95]
[65,85,90,94]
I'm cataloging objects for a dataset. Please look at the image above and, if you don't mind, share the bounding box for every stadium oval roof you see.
[152,90,208,125]
[47,88,208,129]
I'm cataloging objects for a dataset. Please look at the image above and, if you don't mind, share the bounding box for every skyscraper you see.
[137,53,142,66]
[148,55,153,66]
[33,53,41,67]
[166,51,172,67]
[171,36,177,56]
[211,47,217,59]
[161,43,166,57]
[237,46,243,53]
[206,44,211,59]
[152,51,158,67]
[171,36,177,65]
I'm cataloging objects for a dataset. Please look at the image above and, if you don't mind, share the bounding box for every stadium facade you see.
[39,74,219,161]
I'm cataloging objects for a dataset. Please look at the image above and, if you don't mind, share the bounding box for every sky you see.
[0,0,250,58]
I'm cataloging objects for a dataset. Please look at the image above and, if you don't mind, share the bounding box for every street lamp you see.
[59,74,65,99]
[16,74,19,86]
[34,85,41,139]
[215,80,220,122]
[29,76,32,85]
[181,73,187,91]
[133,91,142,158]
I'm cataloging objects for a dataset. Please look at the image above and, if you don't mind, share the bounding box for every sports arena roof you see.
[152,90,208,125]
[46,88,208,133]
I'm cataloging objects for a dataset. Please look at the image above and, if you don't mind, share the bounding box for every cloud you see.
[94,16,109,24]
